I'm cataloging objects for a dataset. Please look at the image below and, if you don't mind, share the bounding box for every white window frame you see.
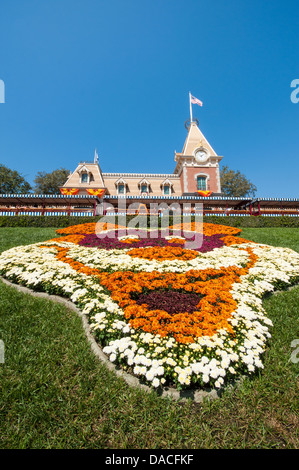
[115,178,127,195]
[139,178,150,195]
[196,174,209,191]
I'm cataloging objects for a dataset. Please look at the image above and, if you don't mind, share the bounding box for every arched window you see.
[197,176,207,191]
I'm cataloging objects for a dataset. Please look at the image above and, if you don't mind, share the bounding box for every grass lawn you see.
[0,226,298,449]
[241,227,299,253]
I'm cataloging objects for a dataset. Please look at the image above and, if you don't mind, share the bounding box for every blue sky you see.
[0,0,298,197]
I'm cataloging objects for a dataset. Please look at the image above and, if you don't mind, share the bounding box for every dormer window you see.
[78,164,93,185]
[118,184,125,194]
[81,173,89,184]
[139,178,150,195]
[163,185,170,195]
[115,178,127,195]
[161,178,173,196]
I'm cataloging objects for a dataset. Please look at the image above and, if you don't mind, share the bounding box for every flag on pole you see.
[190,94,203,106]
[94,148,99,164]
[189,92,203,123]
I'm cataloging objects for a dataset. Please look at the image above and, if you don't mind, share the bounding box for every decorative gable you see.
[61,161,105,191]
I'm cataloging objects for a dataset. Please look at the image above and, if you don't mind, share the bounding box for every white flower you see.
[156,366,165,376]
[146,370,155,381]
[202,374,209,383]
[152,378,160,387]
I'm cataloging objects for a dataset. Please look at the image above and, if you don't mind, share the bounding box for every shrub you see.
[0,216,98,228]
[0,214,298,228]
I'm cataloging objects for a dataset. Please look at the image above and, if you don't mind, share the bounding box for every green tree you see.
[34,168,70,194]
[0,164,32,193]
[220,165,257,197]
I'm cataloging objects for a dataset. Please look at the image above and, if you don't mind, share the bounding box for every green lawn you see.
[0,227,298,449]
[0,227,58,252]
[241,227,299,253]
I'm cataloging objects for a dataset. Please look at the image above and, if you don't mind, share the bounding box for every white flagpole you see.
[94,148,98,164]
[189,92,193,123]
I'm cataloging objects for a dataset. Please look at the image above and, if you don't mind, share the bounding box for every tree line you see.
[0,165,70,195]
[0,164,257,197]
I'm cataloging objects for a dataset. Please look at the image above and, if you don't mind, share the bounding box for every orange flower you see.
[127,246,199,261]
[221,235,254,246]
[170,222,242,237]
[48,234,85,244]
[56,222,125,236]
[119,238,140,244]
[56,221,243,238]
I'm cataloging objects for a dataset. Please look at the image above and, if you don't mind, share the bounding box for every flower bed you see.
[0,222,298,391]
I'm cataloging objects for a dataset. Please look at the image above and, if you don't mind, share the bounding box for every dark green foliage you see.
[0,215,96,227]
[0,164,32,193]
[34,168,70,194]
[202,215,299,228]
[0,215,298,228]
[220,165,257,197]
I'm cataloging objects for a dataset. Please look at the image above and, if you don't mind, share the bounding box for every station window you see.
[118,184,125,194]
[197,176,207,191]
[81,173,89,184]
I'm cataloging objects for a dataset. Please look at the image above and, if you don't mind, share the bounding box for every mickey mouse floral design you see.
[0,221,298,390]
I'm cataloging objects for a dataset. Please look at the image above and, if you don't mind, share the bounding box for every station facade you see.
[61,121,222,198]
[0,120,298,217]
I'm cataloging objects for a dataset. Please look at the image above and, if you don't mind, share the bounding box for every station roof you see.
[104,194,252,207]
[0,193,298,209]
[246,197,299,208]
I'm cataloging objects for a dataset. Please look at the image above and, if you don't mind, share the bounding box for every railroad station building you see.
[0,120,298,217]
[61,120,222,198]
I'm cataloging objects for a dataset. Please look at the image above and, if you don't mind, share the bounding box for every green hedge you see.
[203,215,299,227]
[0,215,299,228]
[0,216,97,228]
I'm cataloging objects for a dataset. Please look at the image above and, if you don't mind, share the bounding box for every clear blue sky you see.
[0,0,298,197]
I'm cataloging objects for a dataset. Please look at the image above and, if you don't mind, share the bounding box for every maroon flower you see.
[78,230,225,253]
[133,290,203,315]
